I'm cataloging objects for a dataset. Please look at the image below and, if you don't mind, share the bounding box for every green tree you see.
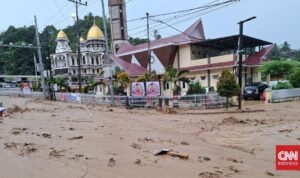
[40,25,58,71]
[289,68,300,88]
[128,37,147,45]
[113,67,130,95]
[216,70,240,108]
[153,30,162,40]
[259,60,300,80]
[0,25,36,75]
[116,71,130,87]
[83,76,103,94]
[163,66,190,96]
[186,81,206,95]
[53,77,71,92]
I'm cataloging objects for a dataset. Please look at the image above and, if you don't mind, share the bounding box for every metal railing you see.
[174,94,227,109]
[0,88,22,97]
[0,88,227,109]
[272,88,300,102]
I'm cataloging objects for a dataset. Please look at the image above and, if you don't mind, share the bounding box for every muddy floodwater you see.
[0,96,299,178]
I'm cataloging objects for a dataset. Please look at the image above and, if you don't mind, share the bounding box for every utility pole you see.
[34,16,47,99]
[33,52,38,84]
[45,29,56,100]
[146,12,151,73]
[68,0,87,93]
[237,16,256,110]
[100,0,114,105]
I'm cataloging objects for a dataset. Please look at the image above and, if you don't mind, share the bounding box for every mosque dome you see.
[80,37,86,43]
[56,30,68,39]
[87,23,104,40]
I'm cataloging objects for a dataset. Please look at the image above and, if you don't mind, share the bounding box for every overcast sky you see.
[1,0,299,48]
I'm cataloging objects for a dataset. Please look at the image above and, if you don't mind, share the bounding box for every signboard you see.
[22,83,31,95]
[146,81,161,96]
[60,93,81,103]
[131,82,145,97]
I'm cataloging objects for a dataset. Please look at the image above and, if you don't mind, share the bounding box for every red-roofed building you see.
[108,19,273,96]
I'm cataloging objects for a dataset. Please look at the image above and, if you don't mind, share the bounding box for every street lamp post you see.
[237,16,256,110]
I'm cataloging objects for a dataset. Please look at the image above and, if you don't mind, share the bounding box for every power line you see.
[128,0,235,37]
[126,0,133,4]
[149,18,202,41]
[52,0,66,17]
[131,0,238,39]
[127,0,238,23]
[54,0,98,27]
[127,0,221,33]
[44,1,71,26]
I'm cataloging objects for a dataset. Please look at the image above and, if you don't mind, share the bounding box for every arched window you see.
[72,57,75,66]
[82,56,86,64]
[96,56,99,65]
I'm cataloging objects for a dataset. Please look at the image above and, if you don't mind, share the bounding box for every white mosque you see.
[51,23,106,91]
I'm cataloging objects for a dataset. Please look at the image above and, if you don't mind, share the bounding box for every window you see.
[82,56,86,64]
[166,82,170,90]
[73,70,76,74]
[84,69,87,74]
[92,57,94,65]
[96,56,99,65]
[191,45,209,60]
[213,74,219,79]
[92,69,95,74]
[72,57,75,66]
[97,69,100,74]
[182,82,186,89]
[201,76,206,80]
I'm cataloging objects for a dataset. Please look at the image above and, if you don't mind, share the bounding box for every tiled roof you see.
[110,55,147,76]
[116,19,205,56]
[244,45,274,66]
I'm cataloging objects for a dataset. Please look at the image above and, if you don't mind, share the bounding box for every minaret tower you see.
[108,0,129,54]
[55,30,72,53]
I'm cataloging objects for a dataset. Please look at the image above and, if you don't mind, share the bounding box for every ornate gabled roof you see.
[116,19,205,56]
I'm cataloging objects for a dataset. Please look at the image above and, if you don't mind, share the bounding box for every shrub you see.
[186,81,206,95]
[289,68,300,88]
[272,82,293,90]
[217,70,240,108]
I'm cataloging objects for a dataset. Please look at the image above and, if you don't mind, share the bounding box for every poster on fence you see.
[146,81,161,96]
[22,83,31,95]
[60,93,67,101]
[131,82,145,97]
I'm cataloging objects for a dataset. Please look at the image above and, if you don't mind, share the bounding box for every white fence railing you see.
[272,88,300,102]
[0,88,228,109]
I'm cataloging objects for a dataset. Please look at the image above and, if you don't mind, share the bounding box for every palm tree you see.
[163,66,190,96]
[114,71,131,95]
[54,77,71,92]
[136,71,157,82]
[83,76,104,94]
